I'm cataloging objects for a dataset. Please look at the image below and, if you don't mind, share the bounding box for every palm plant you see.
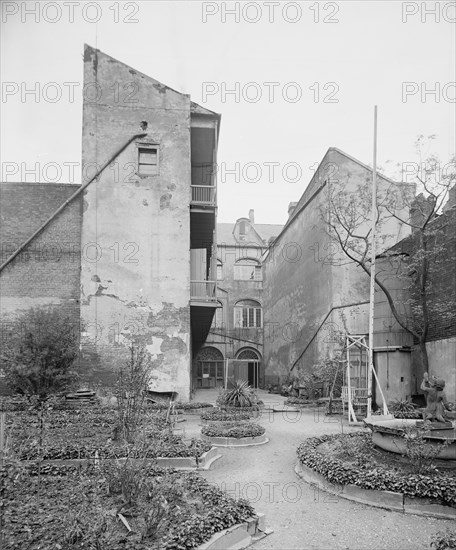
[218,379,256,408]
[388,397,417,413]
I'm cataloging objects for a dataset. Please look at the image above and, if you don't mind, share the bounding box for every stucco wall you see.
[80,45,192,398]
[263,148,410,384]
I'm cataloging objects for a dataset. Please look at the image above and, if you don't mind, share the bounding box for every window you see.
[234,299,262,328]
[234,259,262,281]
[216,260,223,280]
[212,303,224,328]
[138,147,158,176]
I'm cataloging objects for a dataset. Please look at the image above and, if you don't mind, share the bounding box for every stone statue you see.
[420,372,453,423]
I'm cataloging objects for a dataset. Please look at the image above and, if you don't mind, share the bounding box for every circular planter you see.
[201,418,251,426]
[219,406,261,418]
[202,433,269,447]
[295,460,456,520]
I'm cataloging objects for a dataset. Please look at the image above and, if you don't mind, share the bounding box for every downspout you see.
[289,300,370,372]
[0,133,147,274]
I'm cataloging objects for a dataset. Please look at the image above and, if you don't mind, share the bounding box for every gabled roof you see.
[217,222,283,247]
[85,45,220,120]
[276,146,403,246]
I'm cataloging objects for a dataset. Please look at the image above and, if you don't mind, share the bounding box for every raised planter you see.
[201,418,251,426]
[202,433,269,447]
[22,447,221,471]
[295,461,456,520]
[197,446,222,469]
[197,513,267,550]
[219,405,262,418]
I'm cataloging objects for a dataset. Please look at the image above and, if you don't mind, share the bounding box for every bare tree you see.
[321,136,455,371]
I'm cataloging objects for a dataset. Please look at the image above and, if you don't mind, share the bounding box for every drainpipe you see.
[0,133,147,274]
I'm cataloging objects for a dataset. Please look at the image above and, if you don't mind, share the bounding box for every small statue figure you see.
[420,372,453,423]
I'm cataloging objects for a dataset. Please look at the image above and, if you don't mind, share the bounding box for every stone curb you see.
[202,434,269,447]
[21,448,221,471]
[197,513,269,550]
[295,461,456,520]
[197,446,222,470]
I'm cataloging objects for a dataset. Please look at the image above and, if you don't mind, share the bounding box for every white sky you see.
[1,1,455,224]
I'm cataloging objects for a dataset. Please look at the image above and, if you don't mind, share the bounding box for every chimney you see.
[249,209,255,224]
[288,202,298,218]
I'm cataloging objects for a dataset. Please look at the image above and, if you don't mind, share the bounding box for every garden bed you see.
[296,433,456,517]
[201,423,268,447]
[25,446,221,471]
[200,409,253,424]
[5,406,214,462]
[285,396,326,409]
[2,463,256,549]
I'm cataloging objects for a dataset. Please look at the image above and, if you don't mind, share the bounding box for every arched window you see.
[234,299,262,328]
[234,258,262,281]
[216,259,223,280]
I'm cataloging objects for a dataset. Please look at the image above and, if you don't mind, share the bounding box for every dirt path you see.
[182,402,454,550]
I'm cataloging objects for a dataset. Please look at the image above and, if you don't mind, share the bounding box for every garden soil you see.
[183,390,454,550]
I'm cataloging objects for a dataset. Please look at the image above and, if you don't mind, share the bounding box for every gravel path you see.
[182,403,454,550]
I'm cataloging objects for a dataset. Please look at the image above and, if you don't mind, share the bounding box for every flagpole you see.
[367,106,378,417]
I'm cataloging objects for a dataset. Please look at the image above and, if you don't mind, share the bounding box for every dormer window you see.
[138,145,158,176]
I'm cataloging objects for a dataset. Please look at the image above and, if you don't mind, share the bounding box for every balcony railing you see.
[191,185,216,206]
[190,280,217,302]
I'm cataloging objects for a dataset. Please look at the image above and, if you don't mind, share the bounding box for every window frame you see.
[234,301,263,328]
[233,259,263,282]
[137,143,159,177]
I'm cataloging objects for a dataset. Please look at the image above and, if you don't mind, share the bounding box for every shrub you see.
[115,343,151,443]
[202,422,265,439]
[431,529,456,550]
[0,306,79,399]
[397,425,450,475]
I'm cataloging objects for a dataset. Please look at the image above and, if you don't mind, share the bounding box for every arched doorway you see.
[235,348,262,388]
[194,346,224,388]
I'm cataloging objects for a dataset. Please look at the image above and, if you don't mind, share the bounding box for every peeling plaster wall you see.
[80,45,191,399]
[263,149,410,384]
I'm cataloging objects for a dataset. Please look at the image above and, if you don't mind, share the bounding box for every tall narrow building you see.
[80,45,220,400]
